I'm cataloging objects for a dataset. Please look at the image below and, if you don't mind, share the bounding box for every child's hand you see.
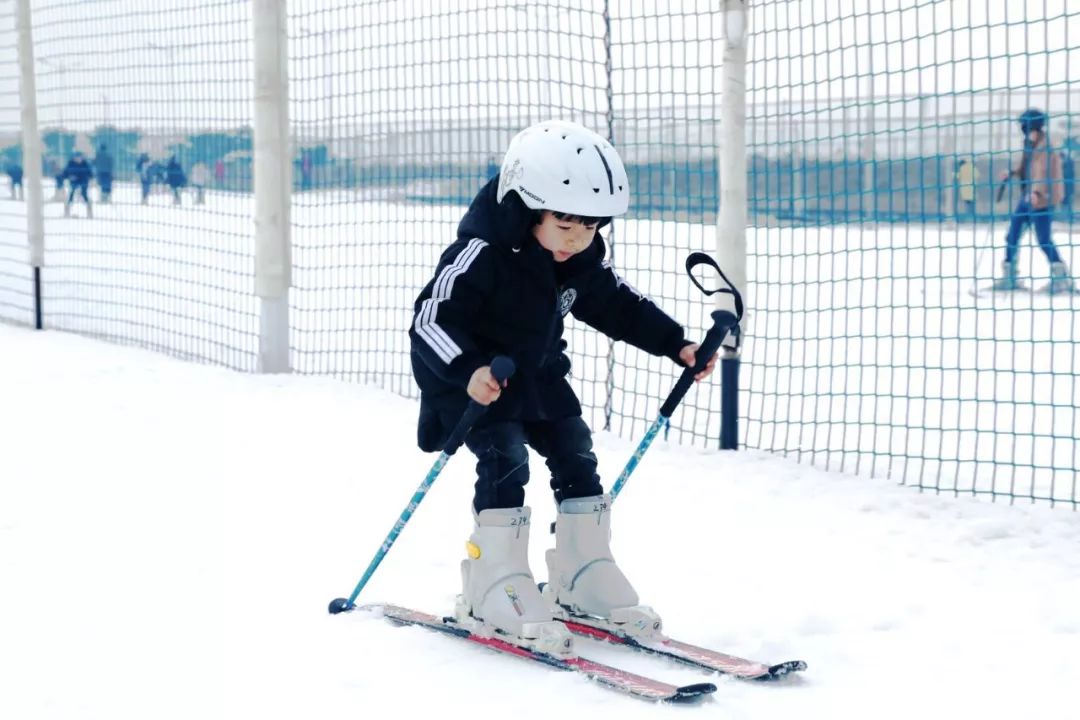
[679,343,718,382]
[468,366,505,405]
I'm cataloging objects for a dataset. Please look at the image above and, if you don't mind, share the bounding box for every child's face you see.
[533,211,598,262]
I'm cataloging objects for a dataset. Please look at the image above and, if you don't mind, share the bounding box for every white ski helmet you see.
[496,120,630,218]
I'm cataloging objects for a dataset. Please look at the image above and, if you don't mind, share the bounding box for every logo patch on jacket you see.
[558,288,577,316]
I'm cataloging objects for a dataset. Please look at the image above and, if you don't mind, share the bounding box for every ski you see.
[970,286,1078,299]
[359,603,717,703]
[969,280,1080,298]
[558,615,807,681]
[968,286,1031,298]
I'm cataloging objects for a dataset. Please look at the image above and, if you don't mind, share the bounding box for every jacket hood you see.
[457,175,535,252]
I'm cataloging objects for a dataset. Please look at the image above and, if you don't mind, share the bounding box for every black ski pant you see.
[464,416,603,513]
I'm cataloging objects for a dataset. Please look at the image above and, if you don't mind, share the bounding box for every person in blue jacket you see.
[165,155,187,205]
[94,144,114,203]
[409,120,717,655]
[5,159,22,200]
[62,151,94,217]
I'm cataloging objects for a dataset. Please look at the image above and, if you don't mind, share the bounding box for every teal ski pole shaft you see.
[328,356,515,613]
[609,310,736,502]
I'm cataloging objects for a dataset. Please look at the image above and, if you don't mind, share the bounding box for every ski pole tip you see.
[328,597,354,615]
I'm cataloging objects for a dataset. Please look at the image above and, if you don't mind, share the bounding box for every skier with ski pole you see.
[987,108,1076,295]
[404,120,719,656]
[328,355,516,616]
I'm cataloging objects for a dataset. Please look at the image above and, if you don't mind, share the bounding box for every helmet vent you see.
[563,179,570,185]
[593,188,600,193]
[576,148,583,154]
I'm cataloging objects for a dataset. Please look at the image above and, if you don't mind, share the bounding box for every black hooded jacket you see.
[409,176,690,451]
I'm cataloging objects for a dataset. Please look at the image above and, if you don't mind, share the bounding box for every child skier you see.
[409,120,717,655]
[993,108,1076,294]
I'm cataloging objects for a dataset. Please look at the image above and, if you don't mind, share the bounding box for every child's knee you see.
[469,423,529,480]
[470,427,530,512]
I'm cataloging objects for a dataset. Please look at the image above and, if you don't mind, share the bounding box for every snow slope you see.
[1,324,1077,719]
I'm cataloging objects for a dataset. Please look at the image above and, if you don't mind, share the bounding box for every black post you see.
[720,352,739,449]
[33,265,42,329]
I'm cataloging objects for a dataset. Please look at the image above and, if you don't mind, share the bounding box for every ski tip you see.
[759,660,808,680]
[667,682,717,703]
[328,597,355,615]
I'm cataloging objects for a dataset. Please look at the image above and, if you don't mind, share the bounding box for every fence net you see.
[284,1,725,445]
[8,0,258,366]
[1,0,1077,507]
[0,1,32,327]
[745,0,1079,506]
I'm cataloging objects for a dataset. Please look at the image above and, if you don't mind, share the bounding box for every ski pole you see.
[966,223,997,300]
[328,355,516,614]
[610,253,744,502]
[995,170,1015,204]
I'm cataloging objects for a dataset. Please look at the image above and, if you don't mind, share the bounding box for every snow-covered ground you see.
[1,324,1077,720]
[2,182,1078,504]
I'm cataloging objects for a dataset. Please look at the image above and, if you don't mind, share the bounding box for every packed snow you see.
[1,323,1077,719]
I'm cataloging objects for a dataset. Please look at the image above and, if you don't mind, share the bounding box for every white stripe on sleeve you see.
[414,238,488,365]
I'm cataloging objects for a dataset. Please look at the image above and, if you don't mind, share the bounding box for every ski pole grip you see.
[443,355,516,455]
[489,355,516,384]
[659,310,738,418]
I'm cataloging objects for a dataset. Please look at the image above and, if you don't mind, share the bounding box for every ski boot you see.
[990,259,1027,291]
[455,506,574,658]
[543,494,662,639]
[1041,261,1077,295]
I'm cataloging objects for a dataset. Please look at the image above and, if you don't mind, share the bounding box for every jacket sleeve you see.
[568,259,690,364]
[1030,147,1063,208]
[410,238,494,388]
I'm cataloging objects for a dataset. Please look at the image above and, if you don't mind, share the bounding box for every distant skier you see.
[46,155,65,201]
[62,151,94,218]
[190,161,211,205]
[5,159,22,200]
[954,158,978,219]
[991,109,1075,294]
[165,156,186,205]
[136,153,153,204]
[94,144,114,203]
